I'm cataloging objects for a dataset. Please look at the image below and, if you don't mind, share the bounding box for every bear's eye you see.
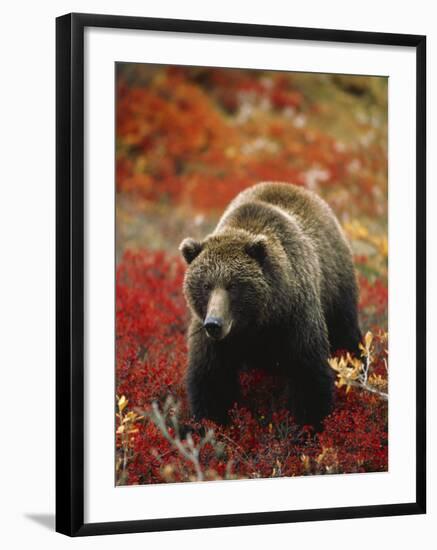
[203,281,212,291]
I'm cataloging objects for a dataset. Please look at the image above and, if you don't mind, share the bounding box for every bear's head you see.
[179,230,274,341]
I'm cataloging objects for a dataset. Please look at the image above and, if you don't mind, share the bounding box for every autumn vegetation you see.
[115,64,388,485]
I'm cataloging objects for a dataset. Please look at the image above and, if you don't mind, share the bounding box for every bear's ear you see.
[246,236,268,264]
[179,238,203,264]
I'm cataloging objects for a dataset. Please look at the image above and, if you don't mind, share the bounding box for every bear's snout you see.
[204,288,232,340]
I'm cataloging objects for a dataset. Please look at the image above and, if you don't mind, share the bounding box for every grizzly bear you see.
[179,182,362,429]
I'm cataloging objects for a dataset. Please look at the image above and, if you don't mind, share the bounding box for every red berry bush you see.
[116,250,388,485]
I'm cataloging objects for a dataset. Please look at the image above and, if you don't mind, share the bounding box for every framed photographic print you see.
[56,13,426,536]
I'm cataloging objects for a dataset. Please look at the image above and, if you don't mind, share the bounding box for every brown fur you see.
[180,182,361,428]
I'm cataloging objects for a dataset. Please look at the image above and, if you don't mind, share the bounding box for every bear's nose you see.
[204,316,223,339]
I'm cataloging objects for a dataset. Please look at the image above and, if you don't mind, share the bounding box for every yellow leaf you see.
[364,331,373,349]
[118,395,128,412]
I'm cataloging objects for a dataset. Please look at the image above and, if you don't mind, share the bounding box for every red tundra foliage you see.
[116,66,387,217]
[116,251,388,484]
[115,66,388,484]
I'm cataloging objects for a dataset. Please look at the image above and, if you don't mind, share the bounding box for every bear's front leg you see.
[289,353,334,431]
[186,324,240,425]
[284,322,334,431]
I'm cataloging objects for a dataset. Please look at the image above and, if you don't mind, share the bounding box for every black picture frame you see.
[56,12,426,537]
